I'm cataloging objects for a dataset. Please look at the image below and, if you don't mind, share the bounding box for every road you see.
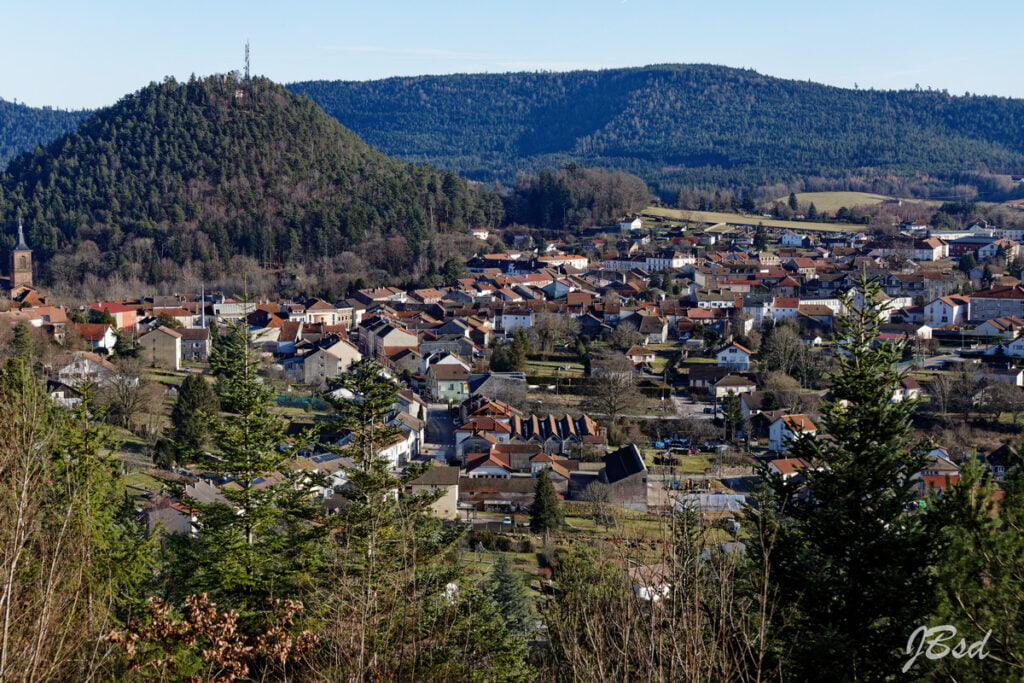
[672,394,716,420]
[424,402,456,461]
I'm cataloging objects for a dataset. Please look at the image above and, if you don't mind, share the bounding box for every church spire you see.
[14,221,29,251]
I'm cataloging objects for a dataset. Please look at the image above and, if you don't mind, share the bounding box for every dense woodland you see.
[0,98,90,168]
[0,76,503,299]
[289,64,1024,197]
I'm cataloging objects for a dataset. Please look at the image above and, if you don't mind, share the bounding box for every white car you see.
[502,516,512,525]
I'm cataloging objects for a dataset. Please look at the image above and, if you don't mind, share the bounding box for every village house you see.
[768,414,818,451]
[406,465,461,519]
[76,323,118,354]
[138,325,182,370]
[716,342,753,370]
[924,295,970,327]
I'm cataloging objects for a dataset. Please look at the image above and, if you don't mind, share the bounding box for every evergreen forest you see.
[289,64,1024,196]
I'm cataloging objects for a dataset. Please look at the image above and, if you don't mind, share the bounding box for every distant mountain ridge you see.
[0,98,91,167]
[288,64,1024,194]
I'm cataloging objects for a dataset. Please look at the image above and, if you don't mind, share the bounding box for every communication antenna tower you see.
[244,41,250,81]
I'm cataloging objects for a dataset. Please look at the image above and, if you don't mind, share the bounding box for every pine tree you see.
[926,456,1024,677]
[490,553,532,635]
[11,322,33,363]
[170,374,219,462]
[753,223,768,251]
[312,359,529,679]
[751,273,936,680]
[529,469,563,538]
[164,320,327,615]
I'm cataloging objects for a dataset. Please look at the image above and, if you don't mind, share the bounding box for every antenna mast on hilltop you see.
[244,40,250,81]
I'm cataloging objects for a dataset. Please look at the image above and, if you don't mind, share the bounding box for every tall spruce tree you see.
[169,373,219,462]
[313,359,531,680]
[750,274,935,680]
[163,320,327,616]
[490,553,532,636]
[926,456,1024,678]
[530,469,563,538]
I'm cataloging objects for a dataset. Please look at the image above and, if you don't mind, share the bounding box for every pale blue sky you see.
[3,0,1023,109]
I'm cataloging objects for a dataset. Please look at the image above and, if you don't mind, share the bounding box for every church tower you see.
[11,221,32,289]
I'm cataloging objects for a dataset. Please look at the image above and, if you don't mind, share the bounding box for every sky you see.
[3,0,1023,109]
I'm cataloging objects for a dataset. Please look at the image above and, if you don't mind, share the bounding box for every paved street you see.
[424,402,456,460]
[672,394,716,420]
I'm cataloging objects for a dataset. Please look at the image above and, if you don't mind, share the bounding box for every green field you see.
[643,206,868,233]
[784,191,891,212]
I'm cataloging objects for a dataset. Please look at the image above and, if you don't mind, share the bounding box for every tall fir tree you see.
[490,553,532,636]
[163,320,327,616]
[926,455,1024,677]
[313,359,530,680]
[530,469,563,538]
[750,273,936,680]
[169,373,219,462]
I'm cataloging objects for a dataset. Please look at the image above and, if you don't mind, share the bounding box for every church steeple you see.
[14,221,29,251]
[10,220,33,291]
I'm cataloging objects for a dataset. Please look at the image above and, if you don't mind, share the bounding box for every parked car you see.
[502,516,512,525]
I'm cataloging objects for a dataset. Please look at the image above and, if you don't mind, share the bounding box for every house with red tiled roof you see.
[970,285,1024,321]
[625,346,655,365]
[90,302,138,332]
[768,457,810,480]
[769,414,818,451]
[75,323,117,353]
[465,451,514,478]
[716,342,753,370]
[138,325,182,371]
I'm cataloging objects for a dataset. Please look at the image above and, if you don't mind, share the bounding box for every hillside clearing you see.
[642,207,868,233]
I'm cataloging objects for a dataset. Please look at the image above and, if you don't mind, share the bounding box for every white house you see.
[767,457,809,480]
[975,316,1024,339]
[716,342,753,370]
[924,295,970,327]
[768,414,817,451]
[465,452,513,478]
[771,297,800,322]
[978,238,1020,261]
[780,231,809,248]
[892,377,922,403]
[503,307,536,333]
[620,217,643,232]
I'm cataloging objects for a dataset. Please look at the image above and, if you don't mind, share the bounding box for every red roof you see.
[76,323,113,342]
[91,302,136,314]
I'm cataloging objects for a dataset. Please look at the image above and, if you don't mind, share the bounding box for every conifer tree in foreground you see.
[530,468,563,540]
[307,359,529,681]
[162,320,328,616]
[927,456,1024,678]
[751,274,935,680]
[490,553,533,636]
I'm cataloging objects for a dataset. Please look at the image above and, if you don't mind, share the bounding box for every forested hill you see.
[289,64,1024,194]
[0,76,501,288]
[0,98,91,168]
